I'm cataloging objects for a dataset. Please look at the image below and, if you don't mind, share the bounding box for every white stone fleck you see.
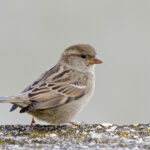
[106,126,117,132]
[101,123,113,127]
[138,138,143,143]
[50,133,57,137]
[82,132,87,135]
[91,133,102,139]
[132,123,139,127]
[76,130,79,134]
[96,125,102,129]
[53,145,60,149]
[61,130,66,133]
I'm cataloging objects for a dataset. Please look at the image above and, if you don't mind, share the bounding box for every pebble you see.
[101,123,113,127]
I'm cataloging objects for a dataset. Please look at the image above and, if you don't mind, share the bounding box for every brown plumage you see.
[0,44,102,125]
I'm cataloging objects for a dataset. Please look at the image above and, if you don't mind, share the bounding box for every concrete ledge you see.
[0,124,150,149]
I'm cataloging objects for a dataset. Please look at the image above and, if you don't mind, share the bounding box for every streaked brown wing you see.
[20,64,88,113]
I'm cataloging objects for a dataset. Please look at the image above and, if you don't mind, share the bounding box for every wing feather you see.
[19,64,88,112]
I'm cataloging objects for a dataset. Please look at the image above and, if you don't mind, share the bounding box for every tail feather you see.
[0,96,12,102]
[0,96,23,112]
[10,105,18,112]
[0,96,24,103]
[0,95,28,112]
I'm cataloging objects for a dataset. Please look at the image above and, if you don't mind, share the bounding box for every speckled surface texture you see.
[0,123,150,150]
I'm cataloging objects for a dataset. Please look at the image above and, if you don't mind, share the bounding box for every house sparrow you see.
[0,44,102,125]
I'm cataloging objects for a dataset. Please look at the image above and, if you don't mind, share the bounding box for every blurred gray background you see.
[0,0,149,125]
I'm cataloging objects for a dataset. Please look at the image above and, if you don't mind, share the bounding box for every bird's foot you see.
[30,117,36,127]
[26,117,36,132]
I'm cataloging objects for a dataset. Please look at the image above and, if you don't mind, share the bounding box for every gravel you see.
[0,123,150,150]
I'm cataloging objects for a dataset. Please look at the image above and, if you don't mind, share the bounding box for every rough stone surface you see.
[0,123,150,149]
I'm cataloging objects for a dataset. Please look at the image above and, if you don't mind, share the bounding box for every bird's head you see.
[59,44,103,72]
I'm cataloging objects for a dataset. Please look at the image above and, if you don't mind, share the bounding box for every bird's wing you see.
[20,64,88,113]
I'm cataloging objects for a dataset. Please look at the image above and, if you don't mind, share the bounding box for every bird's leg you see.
[69,121,79,126]
[30,117,36,127]
[26,117,36,133]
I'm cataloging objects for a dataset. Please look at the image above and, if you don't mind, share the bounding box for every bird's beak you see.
[88,55,103,64]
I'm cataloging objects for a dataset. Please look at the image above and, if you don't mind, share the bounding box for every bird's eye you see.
[80,55,86,59]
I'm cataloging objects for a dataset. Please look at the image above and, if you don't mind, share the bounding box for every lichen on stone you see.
[0,124,150,149]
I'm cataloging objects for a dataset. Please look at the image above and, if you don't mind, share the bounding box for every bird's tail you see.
[0,95,26,112]
[0,96,24,104]
[0,96,13,103]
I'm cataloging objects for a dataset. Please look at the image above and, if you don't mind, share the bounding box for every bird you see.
[0,44,102,125]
